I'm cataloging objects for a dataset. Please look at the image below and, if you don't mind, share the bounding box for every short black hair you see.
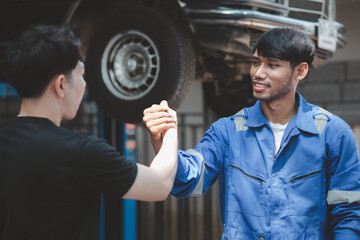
[252,27,316,68]
[5,25,82,98]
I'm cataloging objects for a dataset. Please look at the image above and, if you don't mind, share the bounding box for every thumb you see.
[160,100,169,111]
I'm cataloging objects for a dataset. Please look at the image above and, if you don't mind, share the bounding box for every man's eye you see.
[251,61,259,65]
[269,64,279,68]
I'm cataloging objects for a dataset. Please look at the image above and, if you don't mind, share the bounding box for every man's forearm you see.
[150,137,162,155]
[122,126,178,201]
[150,128,178,194]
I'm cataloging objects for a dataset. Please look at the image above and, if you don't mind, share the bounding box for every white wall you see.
[177,81,203,114]
[333,0,360,151]
[331,0,360,62]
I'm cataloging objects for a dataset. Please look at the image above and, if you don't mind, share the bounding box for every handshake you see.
[143,100,177,154]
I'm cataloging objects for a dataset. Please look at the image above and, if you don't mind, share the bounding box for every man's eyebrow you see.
[251,55,281,62]
[267,58,281,62]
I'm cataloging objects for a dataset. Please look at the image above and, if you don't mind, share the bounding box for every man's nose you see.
[254,64,266,79]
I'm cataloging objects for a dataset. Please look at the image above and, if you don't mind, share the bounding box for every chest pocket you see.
[289,169,323,216]
[227,163,266,217]
[227,110,266,219]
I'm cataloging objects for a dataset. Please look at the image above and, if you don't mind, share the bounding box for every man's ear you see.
[52,74,67,98]
[294,62,309,81]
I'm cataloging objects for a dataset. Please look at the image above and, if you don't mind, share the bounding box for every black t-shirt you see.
[0,117,137,240]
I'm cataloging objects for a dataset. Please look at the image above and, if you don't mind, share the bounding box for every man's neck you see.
[19,97,62,126]
[260,94,298,124]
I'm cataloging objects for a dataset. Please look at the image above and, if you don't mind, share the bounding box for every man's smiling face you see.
[250,50,297,102]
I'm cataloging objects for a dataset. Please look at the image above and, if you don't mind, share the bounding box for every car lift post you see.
[97,110,137,240]
[0,82,18,99]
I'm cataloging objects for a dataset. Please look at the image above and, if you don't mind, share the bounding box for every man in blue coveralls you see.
[143,27,360,239]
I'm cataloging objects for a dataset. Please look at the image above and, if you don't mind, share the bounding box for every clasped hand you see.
[143,100,177,154]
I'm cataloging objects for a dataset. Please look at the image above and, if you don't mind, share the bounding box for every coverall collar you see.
[244,92,319,135]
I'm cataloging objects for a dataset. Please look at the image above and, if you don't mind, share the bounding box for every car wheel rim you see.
[101,30,160,100]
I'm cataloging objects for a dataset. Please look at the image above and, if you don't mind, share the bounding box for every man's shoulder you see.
[209,106,253,134]
[306,103,352,137]
[308,103,348,125]
[326,113,352,135]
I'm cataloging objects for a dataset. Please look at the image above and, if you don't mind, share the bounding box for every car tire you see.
[86,7,195,123]
[202,75,256,117]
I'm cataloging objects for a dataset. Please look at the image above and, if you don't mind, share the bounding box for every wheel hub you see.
[124,52,146,79]
[101,30,160,100]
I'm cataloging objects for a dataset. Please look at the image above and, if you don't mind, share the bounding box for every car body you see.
[0,0,345,122]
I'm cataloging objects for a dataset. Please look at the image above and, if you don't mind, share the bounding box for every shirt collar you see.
[293,93,319,134]
[240,92,319,134]
[244,100,268,128]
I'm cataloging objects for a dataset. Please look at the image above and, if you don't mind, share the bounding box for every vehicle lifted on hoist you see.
[0,0,345,122]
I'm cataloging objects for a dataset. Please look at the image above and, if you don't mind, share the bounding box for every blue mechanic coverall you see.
[171,93,360,239]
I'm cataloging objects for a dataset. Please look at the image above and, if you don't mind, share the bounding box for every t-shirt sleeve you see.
[74,134,138,199]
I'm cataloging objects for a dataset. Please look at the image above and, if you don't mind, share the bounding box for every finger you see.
[160,100,169,112]
[167,108,176,117]
[145,116,176,130]
[143,104,166,115]
[148,122,176,135]
[145,115,176,134]
[146,116,176,126]
[165,107,177,123]
[143,111,174,123]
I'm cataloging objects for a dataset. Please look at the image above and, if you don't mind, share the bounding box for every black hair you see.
[252,27,316,69]
[5,25,82,98]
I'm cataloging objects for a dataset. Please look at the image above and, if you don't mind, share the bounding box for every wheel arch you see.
[64,0,191,55]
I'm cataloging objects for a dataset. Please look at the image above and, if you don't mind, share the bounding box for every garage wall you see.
[297,60,360,125]
[331,0,360,62]
[298,0,360,150]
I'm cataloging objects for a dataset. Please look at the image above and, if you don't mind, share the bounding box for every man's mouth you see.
[253,82,269,91]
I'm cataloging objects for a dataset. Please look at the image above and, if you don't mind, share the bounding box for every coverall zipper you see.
[290,170,321,182]
[229,165,265,183]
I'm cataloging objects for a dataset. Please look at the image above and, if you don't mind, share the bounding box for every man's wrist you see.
[150,138,162,154]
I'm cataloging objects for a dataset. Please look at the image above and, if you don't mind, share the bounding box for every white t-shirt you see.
[269,121,288,155]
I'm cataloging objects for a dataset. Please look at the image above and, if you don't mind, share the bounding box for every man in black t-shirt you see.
[0,25,178,239]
